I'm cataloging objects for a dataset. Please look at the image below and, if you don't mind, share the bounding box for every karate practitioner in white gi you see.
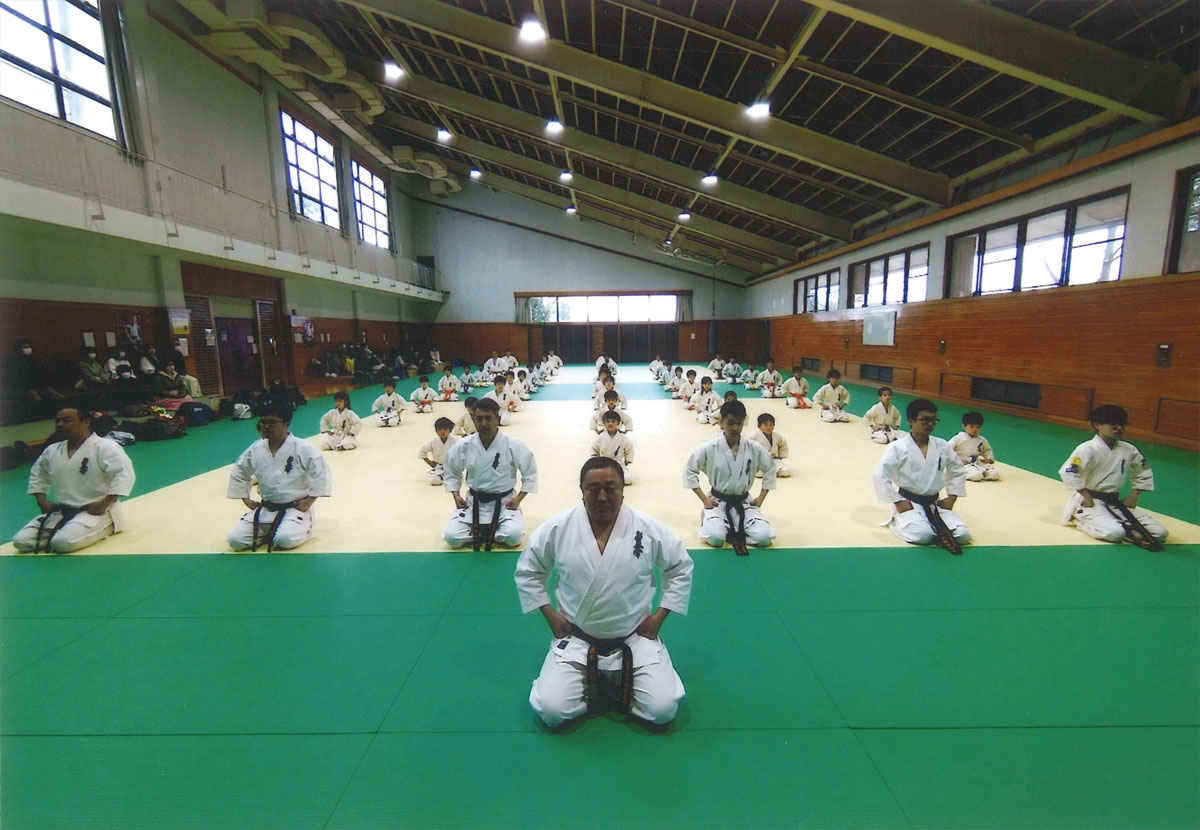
[684,400,777,554]
[438,368,462,402]
[418,417,460,486]
[410,377,436,413]
[1058,404,1167,548]
[739,364,758,389]
[948,412,1000,481]
[706,355,725,375]
[814,370,851,422]
[689,378,721,424]
[372,381,406,427]
[781,368,811,409]
[591,411,635,483]
[547,350,563,374]
[13,407,135,554]
[320,392,362,450]
[517,457,692,726]
[442,397,538,549]
[873,399,971,553]
[756,360,783,398]
[864,387,902,443]
[483,351,508,378]
[750,413,791,478]
[227,402,331,551]
[590,395,633,432]
[482,377,519,426]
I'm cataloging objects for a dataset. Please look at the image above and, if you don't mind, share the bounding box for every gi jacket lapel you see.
[573,505,631,626]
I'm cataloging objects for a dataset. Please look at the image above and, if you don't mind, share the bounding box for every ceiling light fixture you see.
[436,128,452,142]
[701,173,718,186]
[746,101,770,119]
[383,62,403,81]
[559,170,573,182]
[519,20,547,43]
[565,204,577,215]
[469,168,483,180]
[678,210,691,221]
[545,119,564,135]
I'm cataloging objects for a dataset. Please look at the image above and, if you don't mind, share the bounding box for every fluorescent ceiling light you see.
[383,62,403,81]
[565,204,577,215]
[469,168,483,179]
[746,101,770,119]
[701,173,718,186]
[545,119,564,135]
[436,128,452,142]
[678,210,691,221]
[559,170,573,182]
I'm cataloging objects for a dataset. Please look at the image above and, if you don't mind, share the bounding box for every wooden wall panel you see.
[0,298,169,373]
[769,275,1200,449]
[1156,398,1199,439]
[181,262,283,301]
[425,323,527,366]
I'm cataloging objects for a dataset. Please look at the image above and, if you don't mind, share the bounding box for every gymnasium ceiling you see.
[175,0,1200,276]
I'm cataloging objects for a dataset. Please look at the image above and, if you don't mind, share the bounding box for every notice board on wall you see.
[862,311,896,346]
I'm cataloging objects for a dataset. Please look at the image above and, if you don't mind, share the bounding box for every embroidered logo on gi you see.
[79,458,89,474]
[632,530,644,558]
[284,456,294,473]
[556,639,569,649]
[492,452,500,470]
[1120,460,1125,473]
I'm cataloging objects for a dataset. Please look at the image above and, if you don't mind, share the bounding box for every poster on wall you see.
[169,308,191,336]
[291,315,315,347]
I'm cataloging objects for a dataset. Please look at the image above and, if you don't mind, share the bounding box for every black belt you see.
[570,624,634,715]
[899,488,962,556]
[33,504,86,553]
[251,500,301,553]
[712,489,750,556]
[468,488,512,551]
[1086,489,1164,552]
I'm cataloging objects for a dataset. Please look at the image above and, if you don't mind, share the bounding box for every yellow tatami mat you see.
[3,363,1196,554]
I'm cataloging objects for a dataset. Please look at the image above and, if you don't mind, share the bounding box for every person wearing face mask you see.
[152,362,195,411]
[105,347,135,381]
[76,348,110,390]
[138,344,163,376]
[2,340,66,421]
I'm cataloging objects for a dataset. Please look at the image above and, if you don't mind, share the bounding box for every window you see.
[1167,165,1200,273]
[801,357,821,371]
[281,110,341,229]
[351,160,389,249]
[793,269,839,313]
[971,377,1040,409]
[527,294,679,322]
[0,0,116,138]
[849,244,930,308]
[860,364,893,383]
[949,189,1128,295]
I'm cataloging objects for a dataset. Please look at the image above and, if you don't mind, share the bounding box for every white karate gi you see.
[591,431,635,483]
[757,369,783,397]
[505,354,519,370]
[548,354,563,373]
[594,389,628,410]
[689,389,721,423]
[442,432,538,548]
[782,376,811,408]
[814,383,851,421]
[512,378,532,401]
[438,374,461,401]
[675,380,697,402]
[948,431,1000,480]
[517,504,692,725]
[482,388,519,425]
[707,359,725,374]
[683,436,777,547]
[722,362,742,382]
[1058,435,1166,543]
[864,402,902,443]
[649,359,663,378]
[372,392,406,427]
[410,386,436,413]
[418,433,460,486]
[226,433,331,550]
[319,407,362,450]
[590,407,633,433]
[13,433,135,553]
[483,357,508,377]
[873,435,971,546]
[453,409,477,436]
[739,368,758,389]
[750,430,790,477]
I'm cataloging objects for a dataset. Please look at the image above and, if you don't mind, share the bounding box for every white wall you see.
[746,135,1200,319]
[411,184,745,322]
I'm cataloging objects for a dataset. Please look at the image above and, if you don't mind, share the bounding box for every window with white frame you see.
[529,294,678,323]
[281,110,341,229]
[351,159,390,249]
[949,189,1128,295]
[0,0,116,138]
[849,244,929,308]
[793,269,840,313]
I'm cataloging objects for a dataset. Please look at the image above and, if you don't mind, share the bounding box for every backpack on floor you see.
[132,417,186,441]
[176,401,214,426]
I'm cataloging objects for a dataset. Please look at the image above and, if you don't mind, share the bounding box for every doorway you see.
[215,317,263,393]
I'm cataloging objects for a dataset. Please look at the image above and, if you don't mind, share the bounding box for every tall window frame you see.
[793,268,840,314]
[849,243,930,308]
[351,158,391,250]
[280,109,342,230]
[528,294,679,323]
[948,188,1129,296]
[0,0,117,139]
[1165,165,1200,274]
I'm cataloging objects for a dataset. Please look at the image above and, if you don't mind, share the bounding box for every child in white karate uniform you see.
[438,367,461,401]
[813,369,851,422]
[320,391,362,450]
[751,412,790,477]
[757,359,783,398]
[591,410,635,484]
[781,366,811,409]
[372,380,407,427]
[410,376,436,413]
[864,386,902,443]
[949,412,1000,480]
[418,417,460,485]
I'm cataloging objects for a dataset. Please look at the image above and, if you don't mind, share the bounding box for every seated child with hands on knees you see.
[949,412,1000,480]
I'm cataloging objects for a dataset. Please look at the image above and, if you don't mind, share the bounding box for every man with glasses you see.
[873,399,972,554]
[516,457,692,727]
[226,402,331,552]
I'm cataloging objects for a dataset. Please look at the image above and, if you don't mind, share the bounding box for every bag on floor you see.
[176,401,214,426]
[132,417,186,441]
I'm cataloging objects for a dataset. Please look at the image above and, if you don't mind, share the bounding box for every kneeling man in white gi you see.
[517,457,693,727]
[684,399,777,554]
[874,398,971,554]
[227,402,331,551]
[13,407,135,553]
[443,397,537,550]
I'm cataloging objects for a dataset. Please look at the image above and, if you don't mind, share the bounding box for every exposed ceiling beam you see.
[802,0,1190,124]
[368,66,851,240]
[343,0,951,203]
[380,111,797,263]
